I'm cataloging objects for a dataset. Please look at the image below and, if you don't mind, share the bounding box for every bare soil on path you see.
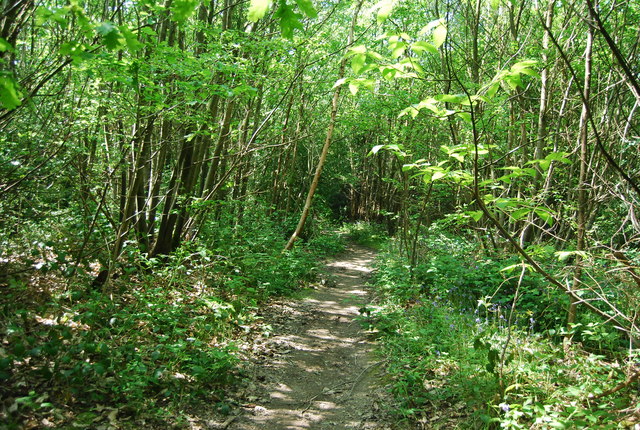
[224,245,402,430]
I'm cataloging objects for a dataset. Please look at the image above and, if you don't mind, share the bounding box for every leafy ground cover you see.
[361,223,640,429]
[0,211,345,429]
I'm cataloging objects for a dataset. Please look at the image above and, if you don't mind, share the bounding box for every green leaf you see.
[534,208,554,226]
[295,0,317,18]
[348,82,359,95]
[401,58,424,74]
[369,145,385,155]
[366,49,384,61]
[545,151,571,164]
[411,41,438,55]
[467,210,483,222]
[398,106,419,118]
[375,0,396,24]
[510,60,539,78]
[353,78,375,92]
[95,21,117,36]
[554,250,588,262]
[0,76,22,110]
[486,81,500,98]
[351,53,366,74]
[390,41,406,58]
[275,2,303,39]
[0,38,15,53]
[510,207,531,221]
[95,22,124,50]
[431,170,446,181]
[504,73,522,89]
[171,0,200,22]
[348,45,367,56]
[419,19,441,35]
[247,0,272,22]
[433,22,447,48]
[494,197,518,209]
[501,263,531,273]
[381,66,397,80]
[333,78,347,88]
[35,6,53,25]
[456,112,471,123]
[119,25,143,52]
[435,94,466,103]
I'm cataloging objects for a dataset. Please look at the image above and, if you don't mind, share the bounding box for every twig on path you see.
[207,414,238,429]
[346,360,387,397]
[300,359,388,415]
[300,381,351,414]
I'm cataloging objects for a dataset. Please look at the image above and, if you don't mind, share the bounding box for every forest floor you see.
[207,244,405,430]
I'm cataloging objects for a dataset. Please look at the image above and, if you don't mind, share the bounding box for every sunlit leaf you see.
[419,19,441,35]
[247,0,272,22]
[381,66,397,80]
[486,81,500,98]
[467,210,483,222]
[391,41,406,58]
[375,0,397,24]
[333,78,347,88]
[351,53,366,74]
[431,170,446,181]
[369,145,384,155]
[435,94,466,103]
[433,22,447,48]
[171,0,200,22]
[511,60,539,78]
[534,208,554,226]
[555,250,588,261]
[348,45,367,55]
[411,41,438,55]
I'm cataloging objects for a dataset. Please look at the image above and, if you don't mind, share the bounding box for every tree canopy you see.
[1,0,639,427]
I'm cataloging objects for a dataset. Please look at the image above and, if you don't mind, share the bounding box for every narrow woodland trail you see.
[226,245,399,430]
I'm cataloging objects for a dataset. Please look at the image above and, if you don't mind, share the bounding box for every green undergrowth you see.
[366,227,639,429]
[340,221,389,249]
[0,211,346,428]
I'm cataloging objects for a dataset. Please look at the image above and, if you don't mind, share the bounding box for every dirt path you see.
[226,245,398,430]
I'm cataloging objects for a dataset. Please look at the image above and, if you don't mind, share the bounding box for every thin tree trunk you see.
[566,19,593,349]
[283,0,364,251]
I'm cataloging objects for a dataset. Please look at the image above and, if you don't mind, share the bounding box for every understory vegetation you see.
[2,0,640,428]
[361,222,639,428]
[1,208,345,428]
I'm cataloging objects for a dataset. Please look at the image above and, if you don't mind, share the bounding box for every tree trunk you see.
[283,0,364,251]
[566,19,593,349]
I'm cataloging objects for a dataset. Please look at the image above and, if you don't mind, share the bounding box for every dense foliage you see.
[1,0,639,427]
[364,224,637,428]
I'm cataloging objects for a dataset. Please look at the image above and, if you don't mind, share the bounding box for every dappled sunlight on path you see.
[227,245,395,430]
